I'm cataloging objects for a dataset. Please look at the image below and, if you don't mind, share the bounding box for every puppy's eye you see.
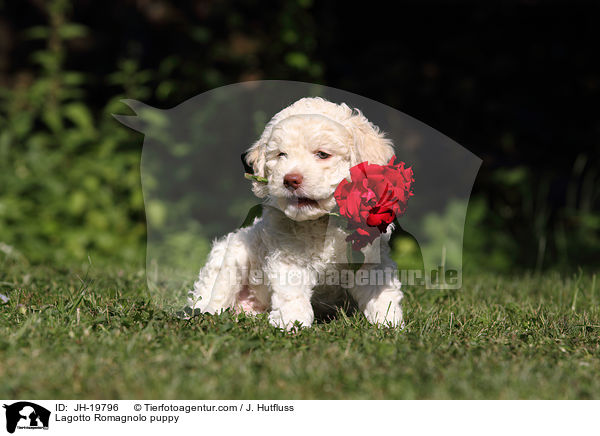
[315,151,331,159]
[278,152,287,158]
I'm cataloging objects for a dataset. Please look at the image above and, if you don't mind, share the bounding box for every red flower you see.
[334,157,414,250]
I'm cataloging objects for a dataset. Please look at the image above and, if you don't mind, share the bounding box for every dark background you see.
[0,0,598,271]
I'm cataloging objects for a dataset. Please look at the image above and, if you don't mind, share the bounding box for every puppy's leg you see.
[188,231,248,314]
[347,263,404,328]
[234,284,269,315]
[267,263,316,330]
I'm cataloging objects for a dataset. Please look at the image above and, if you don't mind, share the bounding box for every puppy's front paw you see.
[268,310,313,331]
[365,304,404,329]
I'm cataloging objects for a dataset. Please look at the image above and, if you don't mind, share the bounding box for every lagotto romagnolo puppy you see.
[187,97,404,330]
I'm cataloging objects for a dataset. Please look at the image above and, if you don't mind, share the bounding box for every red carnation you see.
[334,157,414,250]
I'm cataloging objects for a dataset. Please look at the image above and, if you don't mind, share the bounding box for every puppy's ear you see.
[348,110,395,166]
[240,151,254,174]
[245,140,269,198]
[245,140,266,177]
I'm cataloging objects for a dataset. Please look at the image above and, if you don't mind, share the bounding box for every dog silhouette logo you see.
[115,81,482,300]
[3,402,50,433]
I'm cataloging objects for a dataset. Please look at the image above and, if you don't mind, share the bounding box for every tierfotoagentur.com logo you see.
[190,266,460,289]
[2,402,50,434]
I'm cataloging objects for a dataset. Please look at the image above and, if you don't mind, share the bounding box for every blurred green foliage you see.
[0,0,597,273]
[0,0,323,266]
[0,0,145,264]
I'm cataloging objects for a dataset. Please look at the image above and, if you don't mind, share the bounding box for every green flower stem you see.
[244,173,268,183]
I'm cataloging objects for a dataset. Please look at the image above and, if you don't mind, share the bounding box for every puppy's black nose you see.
[283,173,303,190]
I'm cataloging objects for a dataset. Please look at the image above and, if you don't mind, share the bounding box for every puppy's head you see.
[246,97,394,221]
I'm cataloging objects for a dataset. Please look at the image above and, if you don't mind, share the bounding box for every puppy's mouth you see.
[291,197,319,208]
[276,193,336,220]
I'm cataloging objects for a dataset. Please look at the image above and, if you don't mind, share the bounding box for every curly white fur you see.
[188,97,404,330]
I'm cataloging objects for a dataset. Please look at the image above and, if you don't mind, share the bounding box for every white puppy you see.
[188,97,404,330]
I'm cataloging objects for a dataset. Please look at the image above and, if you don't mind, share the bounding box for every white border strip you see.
[0,400,596,436]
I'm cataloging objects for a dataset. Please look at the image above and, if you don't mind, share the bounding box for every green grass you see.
[0,259,599,399]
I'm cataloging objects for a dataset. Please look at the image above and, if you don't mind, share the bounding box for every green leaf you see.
[58,24,89,39]
[146,200,167,228]
[62,71,86,86]
[285,52,310,70]
[63,102,95,133]
[42,110,63,133]
[24,26,50,40]
[346,243,365,271]
[240,204,263,228]
[156,81,175,100]
[30,51,59,70]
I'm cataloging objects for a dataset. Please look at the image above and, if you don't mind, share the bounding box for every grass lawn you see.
[0,259,598,399]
